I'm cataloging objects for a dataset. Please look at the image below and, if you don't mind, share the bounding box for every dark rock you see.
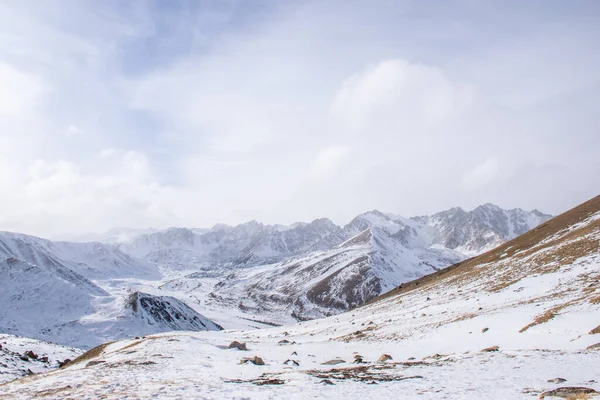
[284,359,300,366]
[58,359,71,368]
[291,351,298,356]
[320,379,335,385]
[482,327,489,333]
[19,355,29,362]
[278,340,291,345]
[228,341,248,351]
[547,378,567,384]
[38,356,49,363]
[24,350,38,359]
[240,356,265,366]
[481,346,499,352]
[539,387,597,399]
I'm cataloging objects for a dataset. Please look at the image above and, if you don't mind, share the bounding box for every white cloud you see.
[0,63,45,116]
[461,157,501,191]
[331,60,474,131]
[65,125,82,136]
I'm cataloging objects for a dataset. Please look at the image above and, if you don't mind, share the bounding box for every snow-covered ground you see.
[0,334,82,384]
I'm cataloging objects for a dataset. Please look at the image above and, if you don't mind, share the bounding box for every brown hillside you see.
[371,195,600,304]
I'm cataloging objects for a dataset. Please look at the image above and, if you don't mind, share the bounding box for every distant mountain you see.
[0,233,221,348]
[110,204,551,322]
[116,204,551,271]
[418,204,552,256]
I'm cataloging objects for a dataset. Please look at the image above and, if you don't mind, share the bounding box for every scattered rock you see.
[24,350,38,359]
[353,355,364,364]
[368,321,375,325]
[321,359,345,365]
[481,346,499,352]
[547,378,567,384]
[58,359,71,368]
[320,379,335,385]
[284,359,300,366]
[278,339,291,345]
[378,354,393,362]
[240,356,265,366]
[590,325,600,335]
[282,331,289,336]
[228,341,248,351]
[291,351,298,356]
[482,327,489,333]
[19,355,29,362]
[39,356,49,363]
[538,387,597,399]
[26,369,34,375]
[407,357,416,361]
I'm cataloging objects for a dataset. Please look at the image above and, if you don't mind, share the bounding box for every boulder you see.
[228,341,248,351]
[481,346,499,352]
[24,351,38,360]
[378,354,393,362]
[538,387,597,399]
[58,359,71,368]
[547,378,567,384]
[240,356,265,366]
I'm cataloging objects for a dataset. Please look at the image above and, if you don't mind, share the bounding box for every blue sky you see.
[0,0,599,237]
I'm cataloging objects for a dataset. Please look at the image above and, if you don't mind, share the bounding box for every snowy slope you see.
[166,226,463,323]
[1,196,596,399]
[0,231,161,280]
[0,334,82,383]
[0,233,222,349]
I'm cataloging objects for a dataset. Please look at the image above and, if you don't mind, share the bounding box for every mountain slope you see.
[2,196,596,399]
[0,232,161,281]
[0,233,221,348]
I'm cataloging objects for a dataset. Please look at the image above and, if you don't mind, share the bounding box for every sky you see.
[0,0,599,238]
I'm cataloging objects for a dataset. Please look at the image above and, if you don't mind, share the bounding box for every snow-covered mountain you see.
[127,205,548,322]
[181,225,462,322]
[0,231,161,280]
[116,204,551,271]
[0,233,221,348]
[3,195,596,399]
[417,203,552,256]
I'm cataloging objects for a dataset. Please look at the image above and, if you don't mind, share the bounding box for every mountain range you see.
[0,204,551,348]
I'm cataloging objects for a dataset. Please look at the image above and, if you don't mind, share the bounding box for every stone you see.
[58,359,71,368]
[240,356,265,366]
[538,387,597,399]
[481,346,499,352]
[378,354,393,362]
[482,327,489,333]
[284,359,300,366]
[228,341,248,351]
[547,378,567,384]
[320,379,335,385]
[24,350,38,359]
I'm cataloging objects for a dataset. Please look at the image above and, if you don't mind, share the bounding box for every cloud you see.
[0,1,599,238]
[331,60,474,131]
[0,63,45,116]
[461,157,501,190]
